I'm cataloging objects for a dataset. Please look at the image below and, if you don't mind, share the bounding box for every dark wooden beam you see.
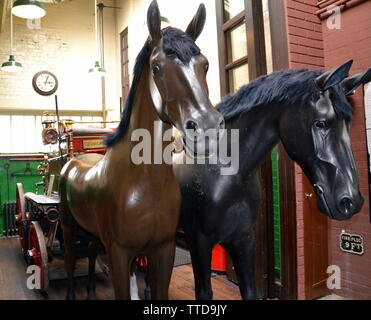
[268,0,298,300]
[244,0,267,79]
[215,0,228,97]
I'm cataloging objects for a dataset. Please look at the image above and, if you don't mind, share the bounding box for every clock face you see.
[32,71,58,96]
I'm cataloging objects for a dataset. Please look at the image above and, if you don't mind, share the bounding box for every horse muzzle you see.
[314,183,364,220]
[183,112,225,158]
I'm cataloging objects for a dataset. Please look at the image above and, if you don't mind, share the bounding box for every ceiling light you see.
[12,0,46,20]
[1,55,23,72]
[1,7,23,72]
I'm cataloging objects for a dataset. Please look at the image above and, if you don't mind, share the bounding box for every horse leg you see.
[144,270,151,300]
[147,240,176,300]
[86,236,100,300]
[60,216,77,300]
[129,260,140,300]
[107,242,132,300]
[189,234,214,300]
[222,233,258,300]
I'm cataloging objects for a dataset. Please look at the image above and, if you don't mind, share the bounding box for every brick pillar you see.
[283,0,325,300]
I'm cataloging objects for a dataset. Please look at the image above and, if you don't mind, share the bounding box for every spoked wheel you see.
[26,221,49,292]
[16,183,27,256]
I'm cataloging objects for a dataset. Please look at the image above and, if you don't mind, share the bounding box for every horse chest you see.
[109,208,179,250]
[104,182,181,248]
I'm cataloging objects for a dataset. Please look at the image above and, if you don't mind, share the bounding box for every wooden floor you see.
[0,238,241,300]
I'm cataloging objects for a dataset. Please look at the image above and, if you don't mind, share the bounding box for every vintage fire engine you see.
[16,115,114,292]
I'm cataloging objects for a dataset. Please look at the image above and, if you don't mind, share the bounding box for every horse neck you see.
[231,102,284,176]
[108,66,172,171]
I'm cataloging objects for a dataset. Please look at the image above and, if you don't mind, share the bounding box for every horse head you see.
[280,60,371,220]
[147,1,224,157]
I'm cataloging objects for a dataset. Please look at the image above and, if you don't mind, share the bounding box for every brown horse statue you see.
[59,1,224,300]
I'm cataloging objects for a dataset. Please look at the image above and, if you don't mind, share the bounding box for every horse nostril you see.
[340,197,353,214]
[185,120,198,131]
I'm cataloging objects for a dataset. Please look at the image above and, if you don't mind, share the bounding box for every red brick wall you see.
[322,0,371,299]
[284,0,325,300]
[283,0,371,300]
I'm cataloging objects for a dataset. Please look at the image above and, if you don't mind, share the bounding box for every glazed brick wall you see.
[322,0,371,299]
[283,0,325,300]
[0,21,69,102]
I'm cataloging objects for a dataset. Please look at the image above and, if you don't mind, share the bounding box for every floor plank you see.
[0,238,241,300]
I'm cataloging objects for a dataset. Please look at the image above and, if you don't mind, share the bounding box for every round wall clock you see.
[32,71,58,96]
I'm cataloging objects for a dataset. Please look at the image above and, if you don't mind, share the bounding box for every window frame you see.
[215,0,267,96]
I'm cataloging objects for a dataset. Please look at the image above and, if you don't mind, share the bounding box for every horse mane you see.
[106,27,201,148]
[216,69,353,122]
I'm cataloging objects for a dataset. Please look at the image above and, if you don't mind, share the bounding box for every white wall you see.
[0,0,120,153]
[114,0,221,106]
[0,0,222,153]
[0,0,119,114]
[0,114,102,153]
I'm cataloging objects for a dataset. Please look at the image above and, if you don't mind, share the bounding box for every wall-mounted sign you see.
[340,233,364,255]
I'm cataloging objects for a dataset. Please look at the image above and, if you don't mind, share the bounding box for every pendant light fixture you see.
[89,0,106,76]
[1,5,23,72]
[12,0,46,20]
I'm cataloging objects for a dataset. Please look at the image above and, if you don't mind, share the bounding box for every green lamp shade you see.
[12,0,46,20]
[1,55,23,72]
[89,61,106,76]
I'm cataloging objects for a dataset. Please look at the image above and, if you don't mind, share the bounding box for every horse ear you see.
[341,69,371,96]
[315,60,353,92]
[186,3,206,41]
[147,0,161,44]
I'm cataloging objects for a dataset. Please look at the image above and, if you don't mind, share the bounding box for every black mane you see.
[106,27,201,148]
[162,27,201,64]
[216,69,353,122]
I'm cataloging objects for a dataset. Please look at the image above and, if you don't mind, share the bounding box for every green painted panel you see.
[0,154,44,237]
[271,147,281,280]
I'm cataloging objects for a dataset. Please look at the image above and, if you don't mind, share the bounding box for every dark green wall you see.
[0,155,44,237]
[271,148,281,279]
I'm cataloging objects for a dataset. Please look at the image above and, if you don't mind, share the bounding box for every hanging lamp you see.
[1,6,23,72]
[12,0,46,19]
[89,0,106,76]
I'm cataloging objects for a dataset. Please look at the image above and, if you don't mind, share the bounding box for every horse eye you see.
[152,64,161,76]
[314,120,327,129]
[205,63,209,73]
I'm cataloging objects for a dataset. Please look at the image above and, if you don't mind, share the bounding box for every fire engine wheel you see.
[27,221,49,292]
[16,183,27,255]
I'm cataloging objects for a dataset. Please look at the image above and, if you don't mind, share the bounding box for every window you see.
[365,83,371,170]
[364,82,371,217]
[262,0,273,74]
[216,0,268,96]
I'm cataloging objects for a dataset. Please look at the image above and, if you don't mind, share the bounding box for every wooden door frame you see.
[268,0,298,300]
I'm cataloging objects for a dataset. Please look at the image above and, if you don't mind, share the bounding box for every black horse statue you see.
[174,60,371,300]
